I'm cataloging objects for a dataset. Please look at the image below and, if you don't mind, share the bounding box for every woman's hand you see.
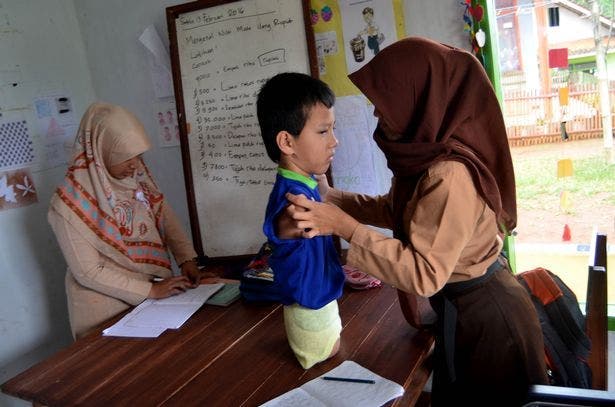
[180,260,201,287]
[148,276,193,299]
[276,194,308,239]
[285,193,359,241]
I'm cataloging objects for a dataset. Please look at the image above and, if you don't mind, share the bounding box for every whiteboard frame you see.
[166,0,318,263]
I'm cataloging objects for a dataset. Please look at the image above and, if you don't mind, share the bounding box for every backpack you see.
[516,267,592,388]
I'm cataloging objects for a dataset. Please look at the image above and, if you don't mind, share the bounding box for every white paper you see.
[102,324,167,338]
[331,95,391,196]
[103,283,224,337]
[315,31,339,76]
[139,24,174,99]
[260,361,405,407]
[261,388,326,407]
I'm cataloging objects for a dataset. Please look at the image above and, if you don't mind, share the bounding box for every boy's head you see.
[362,7,374,18]
[257,72,335,163]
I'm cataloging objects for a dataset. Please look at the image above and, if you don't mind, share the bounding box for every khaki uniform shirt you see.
[328,161,502,297]
[49,203,197,337]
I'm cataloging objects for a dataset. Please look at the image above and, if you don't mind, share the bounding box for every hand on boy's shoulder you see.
[274,193,308,240]
[275,197,307,239]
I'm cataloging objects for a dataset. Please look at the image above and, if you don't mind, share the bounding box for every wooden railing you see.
[502,83,615,146]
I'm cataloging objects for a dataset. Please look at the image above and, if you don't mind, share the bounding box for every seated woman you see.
[48,102,202,339]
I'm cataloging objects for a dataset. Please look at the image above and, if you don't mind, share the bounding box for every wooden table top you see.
[2,284,434,407]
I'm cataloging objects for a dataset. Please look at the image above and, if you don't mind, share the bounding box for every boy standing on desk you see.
[241,72,345,369]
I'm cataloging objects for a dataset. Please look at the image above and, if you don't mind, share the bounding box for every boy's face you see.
[278,102,337,177]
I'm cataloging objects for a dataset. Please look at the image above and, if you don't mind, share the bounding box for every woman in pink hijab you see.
[286,37,548,405]
[49,102,201,338]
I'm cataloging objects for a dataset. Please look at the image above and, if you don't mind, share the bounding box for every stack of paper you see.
[260,360,405,407]
[103,283,224,338]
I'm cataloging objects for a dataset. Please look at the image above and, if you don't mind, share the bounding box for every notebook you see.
[260,360,405,407]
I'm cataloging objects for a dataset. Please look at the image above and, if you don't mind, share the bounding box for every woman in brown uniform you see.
[48,102,201,338]
[286,37,548,405]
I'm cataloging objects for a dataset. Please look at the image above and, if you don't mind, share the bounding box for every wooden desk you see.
[2,284,434,406]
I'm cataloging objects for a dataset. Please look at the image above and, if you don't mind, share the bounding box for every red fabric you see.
[548,48,568,68]
[519,268,563,306]
[562,224,571,241]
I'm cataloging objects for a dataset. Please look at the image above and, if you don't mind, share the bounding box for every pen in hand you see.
[322,376,375,384]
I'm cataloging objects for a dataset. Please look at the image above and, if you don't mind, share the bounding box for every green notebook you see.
[205,282,241,307]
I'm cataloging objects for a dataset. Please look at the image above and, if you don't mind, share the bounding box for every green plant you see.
[513,151,615,207]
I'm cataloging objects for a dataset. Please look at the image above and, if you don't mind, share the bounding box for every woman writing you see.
[48,102,201,338]
[286,37,548,405]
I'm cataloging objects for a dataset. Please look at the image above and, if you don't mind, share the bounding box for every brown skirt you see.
[429,265,548,406]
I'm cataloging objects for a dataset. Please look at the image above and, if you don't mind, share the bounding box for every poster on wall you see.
[33,94,78,169]
[0,114,34,171]
[0,168,38,211]
[338,0,397,73]
[315,30,339,76]
[331,95,390,196]
[153,98,179,147]
[139,24,174,99]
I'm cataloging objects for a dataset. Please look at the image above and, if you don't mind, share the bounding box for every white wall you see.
[404,0,467,50]
[0,1,467,405]
[71,0,192,222]
[0,1,95,406]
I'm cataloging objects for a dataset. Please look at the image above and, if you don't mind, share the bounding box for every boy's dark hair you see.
[256,72,335,162]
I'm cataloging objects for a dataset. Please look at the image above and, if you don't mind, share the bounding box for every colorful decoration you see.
[562,224,571,241]
[461,0,485,66]
[320,5,333,22]
[310,8,319,25]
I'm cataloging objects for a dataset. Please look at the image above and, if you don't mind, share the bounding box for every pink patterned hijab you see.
[49,102,172,273]
[349,37,516,234]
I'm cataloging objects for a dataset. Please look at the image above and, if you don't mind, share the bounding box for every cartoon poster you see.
[338,0,397,74]
[153,98,180,147]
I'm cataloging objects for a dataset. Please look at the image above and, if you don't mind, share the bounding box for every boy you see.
[245,72,345,369]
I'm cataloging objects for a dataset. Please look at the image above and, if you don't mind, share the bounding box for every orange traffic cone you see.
[562,224,571,241]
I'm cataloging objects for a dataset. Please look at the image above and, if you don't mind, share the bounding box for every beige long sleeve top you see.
[328,160,502,297]
[49,202,197,305]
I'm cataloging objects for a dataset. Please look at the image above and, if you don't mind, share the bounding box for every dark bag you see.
[239,242,277,303]
[516,267,592,388]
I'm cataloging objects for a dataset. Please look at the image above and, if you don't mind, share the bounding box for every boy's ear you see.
[276,130,295,156]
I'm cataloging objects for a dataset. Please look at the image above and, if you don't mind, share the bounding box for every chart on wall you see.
[167,0,316,258]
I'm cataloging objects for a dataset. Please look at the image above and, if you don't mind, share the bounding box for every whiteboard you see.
[167,0,316,259]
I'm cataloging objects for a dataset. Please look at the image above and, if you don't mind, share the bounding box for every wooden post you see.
[585,232,608,390]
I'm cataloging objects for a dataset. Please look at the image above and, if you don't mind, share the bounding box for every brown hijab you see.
[349,37,516,235]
